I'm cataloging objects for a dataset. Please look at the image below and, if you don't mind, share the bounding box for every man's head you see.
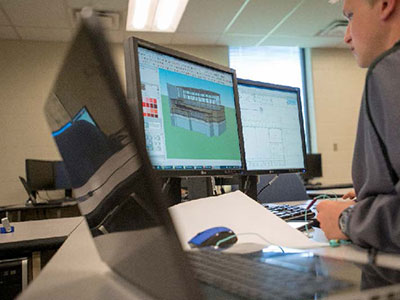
[343,0,400,67]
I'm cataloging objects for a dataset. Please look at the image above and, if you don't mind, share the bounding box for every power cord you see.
[75,152,139,202]
[303,194,333,238]
[257,174,279,197]
[215,232,285,253]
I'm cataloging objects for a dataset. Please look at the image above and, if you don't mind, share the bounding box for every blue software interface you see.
[137,47,242,171]
[238,83,305,171]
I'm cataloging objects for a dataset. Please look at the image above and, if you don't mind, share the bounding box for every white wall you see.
[0,40,67,205]
[310,48,367,185]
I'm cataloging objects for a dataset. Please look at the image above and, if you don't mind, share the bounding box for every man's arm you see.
[317,185,400,253]
[316,200,355,240]
[345,184,400,253]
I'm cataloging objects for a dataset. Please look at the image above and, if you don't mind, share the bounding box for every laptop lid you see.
[43,8,202,300]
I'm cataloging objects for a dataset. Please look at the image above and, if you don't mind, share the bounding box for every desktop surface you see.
[18,218,400,300]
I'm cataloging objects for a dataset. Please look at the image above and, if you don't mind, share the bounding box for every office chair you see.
[257,173,310,203]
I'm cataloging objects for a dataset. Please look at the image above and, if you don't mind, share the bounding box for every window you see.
[229,46,311,151]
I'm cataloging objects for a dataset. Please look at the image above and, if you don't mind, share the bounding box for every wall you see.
[0,41,66,205]
[310,48,367,185]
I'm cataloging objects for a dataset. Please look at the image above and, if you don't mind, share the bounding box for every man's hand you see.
[342,189,356,200]
[316,200,356,240]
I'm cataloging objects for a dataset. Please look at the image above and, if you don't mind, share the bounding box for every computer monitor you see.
[302,153,323,183]
[124,37,244,177]
[237,79,307,175]
[25,159,72,193]
[25,159,54,191]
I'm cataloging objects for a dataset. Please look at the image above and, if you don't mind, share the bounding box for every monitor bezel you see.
[124,37,245,177]
[237,78,307,176]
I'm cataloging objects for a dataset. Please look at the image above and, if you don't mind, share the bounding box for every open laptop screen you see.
[43,9,202,300]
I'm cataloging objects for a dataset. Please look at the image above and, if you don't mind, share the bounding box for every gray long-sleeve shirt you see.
[349,40,400,253]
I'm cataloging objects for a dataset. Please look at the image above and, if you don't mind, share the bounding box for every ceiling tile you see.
[15,27,73,42]
[125,32,173,45]
[65,0,128,11]
[0,26,19,39]
[227,0,299,35]
[171,32,220,45]
[272,0,345,37]
[0,7,11,25]
[261,35,345,48]
[1,0,70,28]
[217,33,264,47]
[177,0,245,33]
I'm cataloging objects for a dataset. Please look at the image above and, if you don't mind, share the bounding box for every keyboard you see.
[262,203,315,221]
[187,250,351,300]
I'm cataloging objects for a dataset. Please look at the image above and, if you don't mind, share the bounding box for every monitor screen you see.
[26,159,54,191]
[237,79,306,174]
[25,159,71,191]
[124,38,244,176]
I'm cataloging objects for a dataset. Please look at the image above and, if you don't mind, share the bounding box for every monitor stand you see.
[183,177,213,200]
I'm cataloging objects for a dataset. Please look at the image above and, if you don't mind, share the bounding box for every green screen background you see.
[162,95,241,160]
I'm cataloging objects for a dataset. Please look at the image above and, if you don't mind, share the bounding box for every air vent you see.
[316,20,348,37]
[71,9,120,30]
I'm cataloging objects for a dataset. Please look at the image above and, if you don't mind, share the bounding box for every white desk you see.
[18,220,153,300]
[0,217,83,246]
[0,216,84,282]
[18,216,400,300]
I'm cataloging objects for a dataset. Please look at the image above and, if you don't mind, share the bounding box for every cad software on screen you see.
[238,83,305,171]
[138,47,242,171]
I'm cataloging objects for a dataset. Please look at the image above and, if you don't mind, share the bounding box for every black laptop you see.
[43,8,400,300]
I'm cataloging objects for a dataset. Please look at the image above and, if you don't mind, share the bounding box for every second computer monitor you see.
[124,38,244,176]
[237,79,307,174]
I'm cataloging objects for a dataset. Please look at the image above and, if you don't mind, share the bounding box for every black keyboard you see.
[187,250,351,300]
[262,203,315,221]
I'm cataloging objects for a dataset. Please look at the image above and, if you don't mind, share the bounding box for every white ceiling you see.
[0,0,347,48]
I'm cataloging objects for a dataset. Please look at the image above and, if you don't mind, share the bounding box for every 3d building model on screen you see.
[167,83,226,137]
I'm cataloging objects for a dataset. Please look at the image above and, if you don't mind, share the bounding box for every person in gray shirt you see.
[316,0,400,253]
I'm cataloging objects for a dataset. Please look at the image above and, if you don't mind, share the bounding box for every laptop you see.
[43,8,400,300]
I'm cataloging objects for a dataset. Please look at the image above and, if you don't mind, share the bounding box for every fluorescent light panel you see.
[126,0,188,32]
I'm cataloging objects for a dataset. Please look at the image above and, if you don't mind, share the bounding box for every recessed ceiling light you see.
[126,0,188,32]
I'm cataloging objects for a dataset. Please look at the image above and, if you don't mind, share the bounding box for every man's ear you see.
[380,0,396,20]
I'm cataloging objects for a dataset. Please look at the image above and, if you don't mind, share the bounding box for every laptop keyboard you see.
[262,203,315,221]
[187,250,351,300]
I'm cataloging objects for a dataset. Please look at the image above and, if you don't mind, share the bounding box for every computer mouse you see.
[188,226,238,248]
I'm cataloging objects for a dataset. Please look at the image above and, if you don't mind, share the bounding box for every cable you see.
[243,175,251,194]
[161,177,171,194]
[257,174,279,197]
[75,152,139,202]
[303,194,336,237]
[215,232,285,253]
